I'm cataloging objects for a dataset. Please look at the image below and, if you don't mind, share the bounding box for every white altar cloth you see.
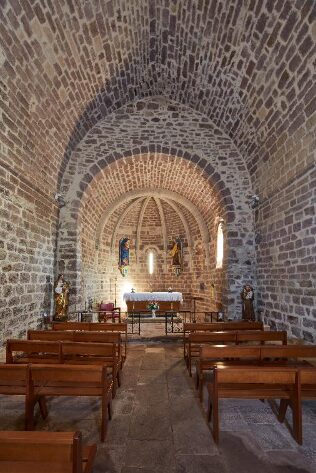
[123,292,183,303]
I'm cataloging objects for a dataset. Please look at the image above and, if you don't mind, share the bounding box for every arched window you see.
[148,251,154,274]
[216,221,224,269]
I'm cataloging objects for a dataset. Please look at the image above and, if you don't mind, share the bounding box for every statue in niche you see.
[54,274,70,321]
[169,239,183,276]
[241,285,255,321]
[118,237,130,277]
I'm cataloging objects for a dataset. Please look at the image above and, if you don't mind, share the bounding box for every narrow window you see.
[148,251,154,274]
[216,222,224,269]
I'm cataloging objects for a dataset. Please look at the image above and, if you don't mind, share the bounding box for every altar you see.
[123,292,183,312]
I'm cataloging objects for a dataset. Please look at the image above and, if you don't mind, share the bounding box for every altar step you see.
[127,317,177,323]
[128,336,182,343]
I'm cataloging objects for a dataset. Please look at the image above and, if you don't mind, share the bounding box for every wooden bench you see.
[6,340,63,365]
[185,330,287,376]
[183,321,264,358]
[61,341,120,397]
[28,330,124,370]
[29,364,112,442]
[53,322,91,330]
[196,344,316,401]
[207,366,301,443]
[278,367,316,444]
[0,430,96,473]
[236,330,287,345]
[52,322,128,362]
[0,364,45,431]
[6,339,120,397]
[185,332,236,376]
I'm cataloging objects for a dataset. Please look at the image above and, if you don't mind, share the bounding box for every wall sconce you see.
[54,193,65,207]
[250,195,260,209]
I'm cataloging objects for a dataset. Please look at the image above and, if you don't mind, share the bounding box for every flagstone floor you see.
[1,342,316,473]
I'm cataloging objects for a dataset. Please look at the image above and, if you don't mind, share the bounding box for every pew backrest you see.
[61,341,117,363]
[214,365,298,386]
[30,364,109,399]
[0,430,97,473]
[51,322,128,359]
[27,330,74,342]
[200,345,261,361]
[0,364,30,395]
[52,322,90,331]
[260,345,316,359]
[27,330,122,362]
[200,344,316,363]
[299,368,316,399]
[184,321,264,334]
[236,330,287,345]
[6,340,62,364]
[7,339,119,375]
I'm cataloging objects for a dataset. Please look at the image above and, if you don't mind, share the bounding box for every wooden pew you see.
[27,330,74,342]
[0,365,32,431]
[186,330,287,377]
[236,330,287,345]
[183,320,264,336]
[52,322,90,331]
[29,364,112,442]
[0,430,97,473]
[61,341,120,397]
[260,345,316,359]
[6,339,120,397]
[0,364,47,430]
[183,321,264,358]
[207,366,300,444]
[278,367,316,444]
[196,344,316,401]
[52,322,128,362]
[185,332,236,376]
[6,340,63,364]
[28,330,124,370]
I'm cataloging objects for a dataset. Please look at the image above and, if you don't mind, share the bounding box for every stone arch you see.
[56,97,255,317]
[60,97,252,211]
[58,158,254,318]
[95,189,208,263]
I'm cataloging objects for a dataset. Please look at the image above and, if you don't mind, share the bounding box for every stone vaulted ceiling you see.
[1,0,315,191]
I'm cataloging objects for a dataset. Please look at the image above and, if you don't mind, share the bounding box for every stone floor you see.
[1,342,316,472]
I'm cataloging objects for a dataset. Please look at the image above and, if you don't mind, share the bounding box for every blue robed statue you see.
[119,237,130,276]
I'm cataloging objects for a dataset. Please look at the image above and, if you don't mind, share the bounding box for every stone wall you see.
[0,166,58,345]
[257,165,316,342]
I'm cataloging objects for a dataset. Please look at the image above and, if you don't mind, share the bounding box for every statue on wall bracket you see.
[170,238,183,276]
[54,274,70,321]
[118,237,130,277]
[241,284,255,321]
